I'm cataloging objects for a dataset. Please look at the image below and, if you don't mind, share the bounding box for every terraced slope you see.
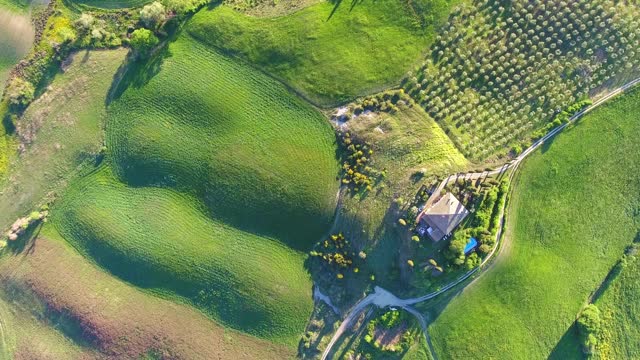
[429,87,640,358]
[188,0,458,106]
[54,33,339,345]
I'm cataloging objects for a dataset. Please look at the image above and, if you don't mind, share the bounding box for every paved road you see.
[319,77,640,360]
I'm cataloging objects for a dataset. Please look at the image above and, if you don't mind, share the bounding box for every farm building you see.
[417,192,469,242]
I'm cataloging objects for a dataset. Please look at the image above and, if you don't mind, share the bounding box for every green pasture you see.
[0,0,30,12]
[108,35,338,250]
[594,251,640,358]
[53,166,314,345]
[187,0,460,106]
[429,87,640,358]
[53,32,339,346]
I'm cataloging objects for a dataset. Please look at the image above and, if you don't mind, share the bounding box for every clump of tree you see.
[5,78,35,108]
[140,1,167,30]
[530,100,593,140]
[577,304,602,354]
[363,309,415,354]
[338,131,384,194]
[129,28,160,58]
[73,13,125,49]
[351,90,414,116]
[5,207,49,242]
[164,0,208,17]
[309,233,363,279]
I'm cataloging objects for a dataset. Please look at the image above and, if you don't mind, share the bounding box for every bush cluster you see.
[403,0,640,160]
[362,309,414,354]
[351,89,414,116]
[577,304,602,354]
[530,99,592,140]
[309,233,361,279]
[338,132,384,194]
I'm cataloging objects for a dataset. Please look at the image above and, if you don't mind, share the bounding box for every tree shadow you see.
[326,0,364,21]
[5,222,42,255]
[547,324,584,360]
[106,46,173,106]
[298,302,339,357]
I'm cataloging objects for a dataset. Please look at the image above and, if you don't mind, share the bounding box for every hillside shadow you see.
[547,324,584,360]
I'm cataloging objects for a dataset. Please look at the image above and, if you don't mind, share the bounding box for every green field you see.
[0,0,30,12]
[54,166,315,344]
[593,250,640,358]
[0,226,294,358]
[187,0,461,106]
[429,86,640,358]
[108,36,338,250]
[53,32,339,345]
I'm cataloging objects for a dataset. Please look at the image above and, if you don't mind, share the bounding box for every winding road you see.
[319,77,640,360]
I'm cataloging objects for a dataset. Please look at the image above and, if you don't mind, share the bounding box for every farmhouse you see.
[417,192,469,242]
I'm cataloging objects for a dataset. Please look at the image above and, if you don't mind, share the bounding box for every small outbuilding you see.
[417,192,469,242]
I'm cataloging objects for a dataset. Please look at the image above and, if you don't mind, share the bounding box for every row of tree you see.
[403,0,640,160]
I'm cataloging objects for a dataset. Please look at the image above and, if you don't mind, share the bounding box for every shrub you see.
[164,0,206,16]
[75,13,95,32]
[6,78,35,108]
[577,304,602,354]
[130,29,159,58]
[140,2,167,29]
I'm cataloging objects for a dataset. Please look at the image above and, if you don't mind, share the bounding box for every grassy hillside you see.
[54,166,314,345]
[108,36,338,250]
[52,32,339,346]
[0,49,127,228]
[429,86,640,358]
[404,0,640,160]
[594,250,640,359]
[187,0,461,106]
[0,228,294,358]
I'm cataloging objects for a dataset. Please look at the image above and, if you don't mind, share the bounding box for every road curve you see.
[319,77,640,360]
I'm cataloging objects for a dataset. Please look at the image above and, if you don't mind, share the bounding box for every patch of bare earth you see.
[373,321,408,348]
[0,236,294,359]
